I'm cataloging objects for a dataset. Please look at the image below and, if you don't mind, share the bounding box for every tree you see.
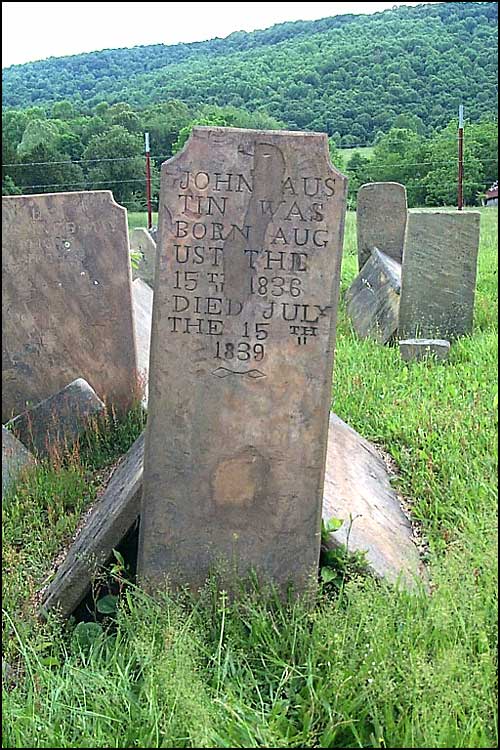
[82,125,158,207]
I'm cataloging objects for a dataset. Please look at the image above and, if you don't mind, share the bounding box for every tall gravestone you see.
[138,127,347,593]
[2,191,138,421]
[399,211,480,340]
[357,182,407,270]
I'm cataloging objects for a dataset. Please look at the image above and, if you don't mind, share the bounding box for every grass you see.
[127,212,158,230]
[2,209,497,748]
[340,146,375,164]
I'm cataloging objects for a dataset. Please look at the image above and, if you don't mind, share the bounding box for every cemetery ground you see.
[2,208,497,749]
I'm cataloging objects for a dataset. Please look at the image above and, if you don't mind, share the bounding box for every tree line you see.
[2,2,497,145]
[2,99,497,209]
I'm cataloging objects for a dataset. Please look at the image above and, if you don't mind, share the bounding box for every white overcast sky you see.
[2,2,435,68]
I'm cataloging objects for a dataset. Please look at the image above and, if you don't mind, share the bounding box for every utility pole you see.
[145,132,152,229]
[457,105,464,211]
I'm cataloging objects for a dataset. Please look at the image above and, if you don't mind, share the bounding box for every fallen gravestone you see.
[2,426,35,496]
[130,227,156,287]
[2,191,138,422]
[346,247,401,344]
[322,414,423,585]
[357,182,407,270]
[40,413,424,617]
[399,338,450,362]
[132,278,154,405]
[6,378,105,457]
[138,126,348,594]
[40,433,144,619]
[399,211,480,340]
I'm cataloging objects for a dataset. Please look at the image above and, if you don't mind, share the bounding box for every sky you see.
[2,2,434,68]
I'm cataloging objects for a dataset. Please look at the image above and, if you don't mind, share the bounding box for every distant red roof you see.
[485,181,498,199]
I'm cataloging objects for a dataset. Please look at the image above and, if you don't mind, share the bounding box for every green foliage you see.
[3,3,497,142]
[344,119,498,207]
[81,125,154,207]
[2,174,21,194]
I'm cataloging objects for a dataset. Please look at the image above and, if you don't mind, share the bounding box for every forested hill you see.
[2,1,498,143]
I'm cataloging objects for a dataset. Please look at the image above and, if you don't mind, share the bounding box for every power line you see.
[1,154,171,168]
[3,155,497,171]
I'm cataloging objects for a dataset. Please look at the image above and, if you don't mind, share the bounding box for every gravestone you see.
[322,415,423,585]
[2,191,138,422]
[132,278,154,405]
[7,378,104,457]
[399,338,450,362]
[138,126,348,594]
[357,182,407,270]
[130,227,156,287]
[399,211,480,340]
[40,433,144,619]
[346,247,401,344]
[2,426,35,497]
[41,412,425,618]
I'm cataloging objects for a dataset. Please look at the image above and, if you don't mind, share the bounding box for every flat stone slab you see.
[399,211,480,340]
[2,426,35,496]
[139,126,348,594]
[41,414,424,617]
[40,433,144,619]
[346,248,402,344]
[322,414,423,586]
[6,378,105,457]
[2,191,138,422]
[399,338,450,362]
[132,278,154,406]
[130,228,156,287]
[357,182,407,270]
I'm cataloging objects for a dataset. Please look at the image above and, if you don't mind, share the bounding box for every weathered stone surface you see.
[2,426,35,496]
[130,227,156,287]
[357,182,407,270]
[40,433,144,618]
[148,227,158,243]
[138,126,348,594]
[399,211,480,340]
[399,338,450,362]
[7,378,105,457]
[322,414,423,585]
[2,191,138,422]
[132,278,154,405]
[346,248,401,344]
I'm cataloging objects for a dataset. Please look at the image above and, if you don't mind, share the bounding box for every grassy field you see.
[3,209,498,748]
[339,146,374,164]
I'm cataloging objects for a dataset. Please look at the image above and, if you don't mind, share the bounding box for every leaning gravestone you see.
[346,247,401,344]
[2,426,35,497]
[2,192,138,422]
[138,126,347,594]
[7,378,105,457]
[399,211,480,340]
[132,278,154,406]
[357,182,407,270]
[322,414,423,585]
[40,412,425,618]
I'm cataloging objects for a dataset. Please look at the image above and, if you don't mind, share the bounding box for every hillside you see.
[2,2,498,142]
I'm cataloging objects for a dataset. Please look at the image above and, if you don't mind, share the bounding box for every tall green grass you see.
[2,209,497,748]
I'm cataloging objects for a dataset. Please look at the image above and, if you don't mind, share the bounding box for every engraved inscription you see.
[138,127,347,595]
[163,153,337,363]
